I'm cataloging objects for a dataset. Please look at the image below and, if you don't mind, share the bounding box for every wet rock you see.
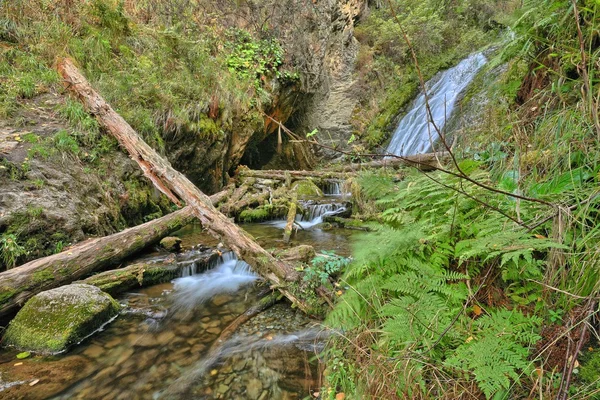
[160,236,182,252]
[212,294,232,307]
[3,284,120,354]
[83,344,104,359]
[246,378,263,399]
[156,331,176,344]
[217,383,229,394]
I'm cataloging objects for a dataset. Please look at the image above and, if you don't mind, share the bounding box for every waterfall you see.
[296,202,346,229]
[322,181,342,196]
[386,52,487,156]
[170,252,257,312]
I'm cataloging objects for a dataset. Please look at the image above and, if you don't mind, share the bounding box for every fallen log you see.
[0,207,195,318]
[79,248,220,296]
[238,168,350,182]
[58,58,311,312]
[329,152,449,172]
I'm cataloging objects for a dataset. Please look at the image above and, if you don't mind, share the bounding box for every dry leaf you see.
[29,379,39,386]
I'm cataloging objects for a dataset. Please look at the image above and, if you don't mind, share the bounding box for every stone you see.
[292,180,323,198]
[212,294,232,307]
[3,284,120,354]
[82,344,104,359]
[159,236,182,252]
[246,378,263,400]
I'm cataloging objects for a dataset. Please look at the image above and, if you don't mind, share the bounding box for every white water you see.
[170,252,257,312]
[322,181,342,196]
[297,202,346,228]
[386,52,487,156]
[265,202,347,229]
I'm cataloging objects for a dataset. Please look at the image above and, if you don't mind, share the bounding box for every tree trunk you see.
[0,207,195,318]
[57,58,310,312]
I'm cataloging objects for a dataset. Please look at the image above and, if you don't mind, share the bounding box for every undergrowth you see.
[325,0,600,398]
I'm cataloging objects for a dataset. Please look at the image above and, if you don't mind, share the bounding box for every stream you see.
[0,186,354,399]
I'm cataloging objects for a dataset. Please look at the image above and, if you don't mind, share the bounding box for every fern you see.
[445,310,542,399]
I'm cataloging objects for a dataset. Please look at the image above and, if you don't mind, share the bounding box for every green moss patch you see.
[3,284,120,354]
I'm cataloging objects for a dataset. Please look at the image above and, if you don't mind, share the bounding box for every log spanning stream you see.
[0,186,354,399]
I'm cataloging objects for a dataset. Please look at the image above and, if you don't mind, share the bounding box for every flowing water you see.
[0,194,354,399]
[386,52,487,156]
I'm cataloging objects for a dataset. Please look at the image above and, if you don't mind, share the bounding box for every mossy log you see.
[58,58,311,313]
[0,206,195,318]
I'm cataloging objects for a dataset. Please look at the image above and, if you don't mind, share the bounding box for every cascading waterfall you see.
[170,252,257,313]
[386,52,487,156]
[322,181,342,196]
[296,202,346,228]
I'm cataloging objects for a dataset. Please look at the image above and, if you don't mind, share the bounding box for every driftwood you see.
[57,58,311,312]
[0,207,195,318]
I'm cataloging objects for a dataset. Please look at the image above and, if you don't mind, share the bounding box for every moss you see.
[3,284,120,353]
[239,205,275,222]
[0,288,17,307]
[32,269,54,284]
[292,180,323,198]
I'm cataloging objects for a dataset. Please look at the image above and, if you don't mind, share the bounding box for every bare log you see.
[0,207,195,317]
[57,58,310,312]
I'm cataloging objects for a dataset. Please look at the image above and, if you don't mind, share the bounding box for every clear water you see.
[0,213,355,399]
[386,52,487,156]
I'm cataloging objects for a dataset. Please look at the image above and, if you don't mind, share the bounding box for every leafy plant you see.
[1,234,26,269]
[303,251,350,289]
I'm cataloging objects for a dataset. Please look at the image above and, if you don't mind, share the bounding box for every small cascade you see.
[386,52,487,156]
[322,181,342,196]
[176,247,219,277]
[170,252,257,312]
[296,201,346,229]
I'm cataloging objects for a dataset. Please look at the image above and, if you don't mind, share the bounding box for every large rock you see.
[292,180,323,198]
[3,284,120,353]
[159,236,182,252]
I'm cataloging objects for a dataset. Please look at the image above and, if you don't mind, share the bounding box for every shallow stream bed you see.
[0,209,355,399]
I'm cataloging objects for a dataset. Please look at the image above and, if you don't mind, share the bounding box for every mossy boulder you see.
[292,180,323,198]
[3,284,120,354]
[159,236,182,252]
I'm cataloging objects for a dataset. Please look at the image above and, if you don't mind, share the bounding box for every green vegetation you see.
[301,251,350,290]
[0,234,26,269]
[323,0,600,398]
[353,0,520,147]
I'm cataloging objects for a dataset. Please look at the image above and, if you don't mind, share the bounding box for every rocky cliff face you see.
[163,0,367,191]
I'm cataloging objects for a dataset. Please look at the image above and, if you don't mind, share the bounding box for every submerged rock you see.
[160,236,183,252]
[3,284,120,354]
